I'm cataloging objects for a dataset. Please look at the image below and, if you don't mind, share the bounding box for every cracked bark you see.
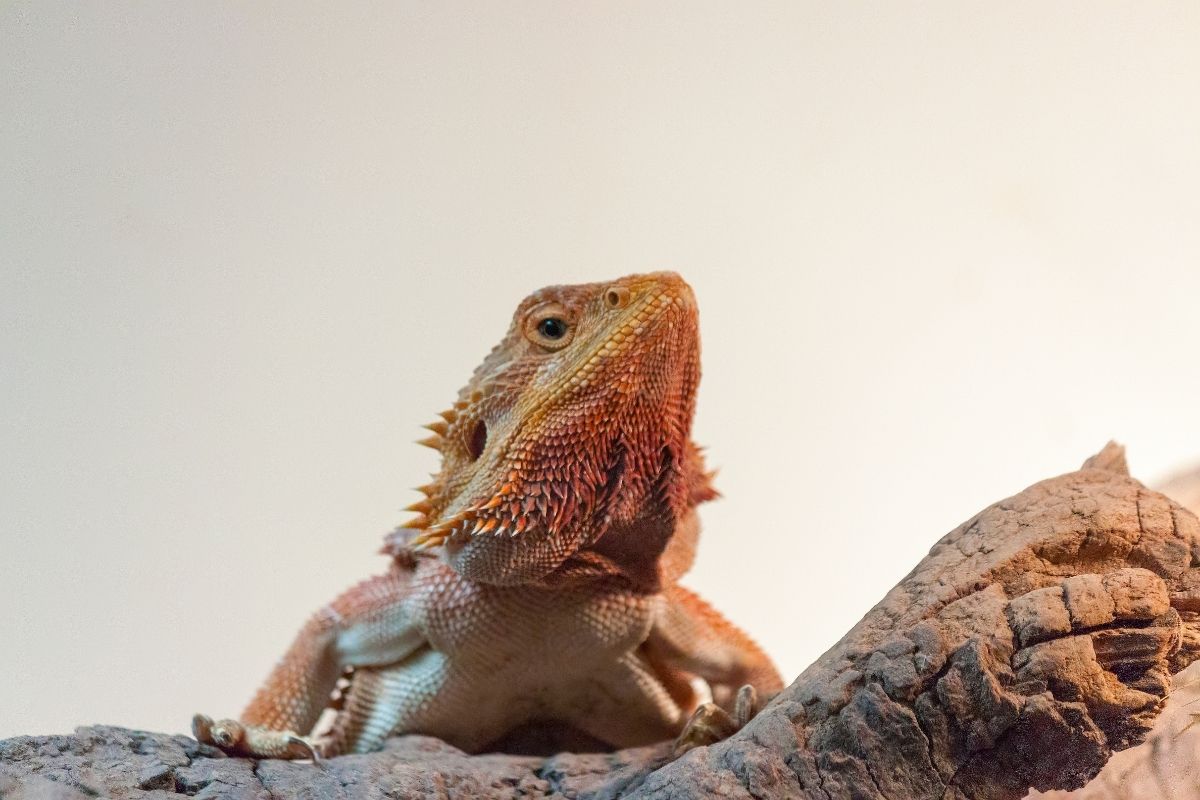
[3,443,1199,800]
[1030,459,1200,800]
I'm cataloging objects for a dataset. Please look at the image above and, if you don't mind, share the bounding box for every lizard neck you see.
[585,507,701,592]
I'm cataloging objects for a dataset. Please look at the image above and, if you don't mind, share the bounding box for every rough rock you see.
[4,444,1200,799]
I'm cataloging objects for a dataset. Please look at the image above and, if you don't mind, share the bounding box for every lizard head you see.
[387,271,716,584]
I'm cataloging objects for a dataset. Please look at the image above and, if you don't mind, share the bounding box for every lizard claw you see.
[191,713,214,742]
[672,684,760,755]
[733,684,758,728]
[190,714,214,748]
[192,712,321,761]
[192,713,245,750]
[286,734,325,766]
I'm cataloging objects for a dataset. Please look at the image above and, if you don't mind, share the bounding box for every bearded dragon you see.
[192,272,783,759]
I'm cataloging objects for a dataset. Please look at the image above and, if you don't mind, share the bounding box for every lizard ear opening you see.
[468,419,488,462]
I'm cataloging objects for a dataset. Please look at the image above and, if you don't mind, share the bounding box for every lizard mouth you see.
[408,274,696,550]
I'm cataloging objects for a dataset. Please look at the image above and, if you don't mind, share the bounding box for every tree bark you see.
[3,444,1198,800]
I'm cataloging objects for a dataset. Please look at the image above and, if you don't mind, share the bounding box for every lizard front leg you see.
[317,648,449,755]
[560,650,691,749]
[644,583,784,752]
[193,565,425,759]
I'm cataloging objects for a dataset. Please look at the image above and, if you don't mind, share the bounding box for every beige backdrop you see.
[2,3,1199,740]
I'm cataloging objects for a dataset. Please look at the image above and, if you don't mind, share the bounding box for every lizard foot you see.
[673,684,759,755]
[192,713,325,763]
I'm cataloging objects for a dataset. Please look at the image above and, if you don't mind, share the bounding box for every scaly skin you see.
[193,272,783,758]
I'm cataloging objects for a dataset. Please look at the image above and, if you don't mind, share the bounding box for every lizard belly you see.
[383,559,672,752]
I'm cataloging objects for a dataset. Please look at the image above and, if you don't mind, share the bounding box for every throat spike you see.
[404,499,433,515]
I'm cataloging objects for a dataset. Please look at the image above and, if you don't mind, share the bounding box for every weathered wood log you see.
[1032,459,1200,800]
[1027,660,1200,800]
[3,444,1199,799]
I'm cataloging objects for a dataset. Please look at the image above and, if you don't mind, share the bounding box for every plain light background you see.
[3,3,1199,740]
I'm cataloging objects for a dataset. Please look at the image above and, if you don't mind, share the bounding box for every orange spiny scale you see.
[480,496,504,510]
[438,408,458,423]
[436,511,468,531]
[421,521,449,538]
[409,529,443,548]
[416,482,438,497]
[404,499,434,515]
[479,518,499,534]
[417,435,443,451]
[399,515,429,530]
[424,421,449,436]
[421,530,450,548]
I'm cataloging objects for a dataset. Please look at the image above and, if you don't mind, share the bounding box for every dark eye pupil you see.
[538,318,567,339]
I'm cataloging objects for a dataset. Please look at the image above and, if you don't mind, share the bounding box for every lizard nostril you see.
[604,286,631,309]
[468,419,488,461]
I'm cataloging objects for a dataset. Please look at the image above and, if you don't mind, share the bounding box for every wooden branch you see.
[640,443,1200,799]
[3,444,1198,799]
[1031,458,1200,800]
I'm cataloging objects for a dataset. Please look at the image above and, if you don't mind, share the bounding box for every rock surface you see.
[4,444,1200,800]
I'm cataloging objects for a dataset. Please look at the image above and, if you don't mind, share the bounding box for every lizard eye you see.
[538,318,567,339]
[524,303,574,351]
